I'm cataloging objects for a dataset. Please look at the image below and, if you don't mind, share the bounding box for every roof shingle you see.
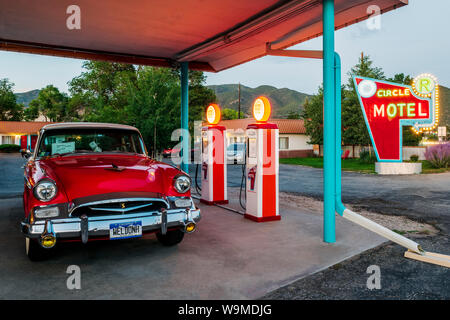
[0,121,53,135]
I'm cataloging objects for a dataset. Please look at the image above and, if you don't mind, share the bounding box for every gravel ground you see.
[262,236,450,300]
[258,170,450,300]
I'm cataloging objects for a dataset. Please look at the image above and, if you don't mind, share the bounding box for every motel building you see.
[0,121,52,150]
[217,118,313,158]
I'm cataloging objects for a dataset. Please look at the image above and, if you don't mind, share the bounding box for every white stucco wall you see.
[279,134,313,150]
[226,132,313,151]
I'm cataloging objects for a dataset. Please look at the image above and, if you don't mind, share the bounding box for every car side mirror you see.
[21,149,32,159]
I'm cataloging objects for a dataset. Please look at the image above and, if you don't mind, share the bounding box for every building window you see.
[2,136,14,145]
[279,137,289,150]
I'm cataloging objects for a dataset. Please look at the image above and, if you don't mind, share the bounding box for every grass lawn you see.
[419,161,449,174]
[280,157,449,174]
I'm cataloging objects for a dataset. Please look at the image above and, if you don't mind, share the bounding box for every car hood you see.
[39,154,181,201]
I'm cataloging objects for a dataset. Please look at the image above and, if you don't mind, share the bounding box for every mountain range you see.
[207,84,310,118]
[14,84,450,126]
[14,89,40,107]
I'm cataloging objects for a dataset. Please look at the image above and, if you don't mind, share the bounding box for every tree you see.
[222,108,244,120]
[124,66,180,152]
[170,69,217,126]
[387,73,412,85]
[67,62,216,151]
[187,70,217,127]
[301,91,323,151]
[68,61,137,123]
[0,78,23,120]
[28,85,69,122]
[23,103,39,121]
[343,54,385,146]
[287,110,301,119]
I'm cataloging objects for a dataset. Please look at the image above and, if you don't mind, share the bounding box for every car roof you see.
[41,122,139,132]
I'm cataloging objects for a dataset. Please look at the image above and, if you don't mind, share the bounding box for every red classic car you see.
[21,122,200,261]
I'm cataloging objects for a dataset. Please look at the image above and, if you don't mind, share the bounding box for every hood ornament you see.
[105,163,125,172]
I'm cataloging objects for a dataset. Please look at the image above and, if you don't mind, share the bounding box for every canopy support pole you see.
[180,61,189,174]
[323,0,336,243]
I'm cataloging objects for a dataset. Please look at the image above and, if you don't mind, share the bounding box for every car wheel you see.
[25,237,52,261]
[156,229,185,246]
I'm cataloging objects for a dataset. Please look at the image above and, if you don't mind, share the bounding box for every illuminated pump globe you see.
[252,96,271,122]
[206,104,221,125]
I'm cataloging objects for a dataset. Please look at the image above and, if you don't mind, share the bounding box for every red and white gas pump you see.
[245,97,280,222]
[201,104,228,205]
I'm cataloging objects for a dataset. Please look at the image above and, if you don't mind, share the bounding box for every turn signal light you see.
[34,206,60,218]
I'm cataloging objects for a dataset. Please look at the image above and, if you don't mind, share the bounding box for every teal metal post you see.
[323,0,336,243]
[180,62,189,173]
[334,52,345,216]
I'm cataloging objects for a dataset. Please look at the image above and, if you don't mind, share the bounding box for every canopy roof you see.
[0,0,407,72]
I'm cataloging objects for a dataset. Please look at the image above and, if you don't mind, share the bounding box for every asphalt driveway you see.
[221,162,450,234]
[0,154,26,199]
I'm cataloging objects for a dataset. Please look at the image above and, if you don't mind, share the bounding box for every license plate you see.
[109,221,142,240]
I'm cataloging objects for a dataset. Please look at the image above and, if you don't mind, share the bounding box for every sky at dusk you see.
[0,0,448,95]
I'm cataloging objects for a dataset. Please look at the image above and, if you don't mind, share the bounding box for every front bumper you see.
[21,208,201,241]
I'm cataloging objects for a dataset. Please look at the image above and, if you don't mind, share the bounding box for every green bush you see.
[359,149,377,164]
[0,144,21,153]
[410,154,419,162]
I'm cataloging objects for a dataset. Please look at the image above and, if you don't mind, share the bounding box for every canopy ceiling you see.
[0,0,407,72]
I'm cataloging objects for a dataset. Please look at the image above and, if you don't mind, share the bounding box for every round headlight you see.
[33,180,57,202]
[173,175,191,193]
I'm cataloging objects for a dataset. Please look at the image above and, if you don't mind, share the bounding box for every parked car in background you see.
[21,122,200,261]
[163,147,199,162]
[227,143,246,164]
[162,148,179,158]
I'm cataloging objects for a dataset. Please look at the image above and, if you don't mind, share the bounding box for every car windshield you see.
[36,128,146,158]
[227,144,245,152]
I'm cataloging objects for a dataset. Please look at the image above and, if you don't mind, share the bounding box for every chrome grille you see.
[70,199,168,217]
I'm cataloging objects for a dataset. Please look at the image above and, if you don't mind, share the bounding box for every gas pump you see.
[201,104,228,205]
[245,97,280,222]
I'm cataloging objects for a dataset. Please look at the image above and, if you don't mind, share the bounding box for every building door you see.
[31,135,38,150]
[20,136,28,149]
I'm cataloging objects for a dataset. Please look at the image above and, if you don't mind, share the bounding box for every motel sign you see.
[354,74,439,162]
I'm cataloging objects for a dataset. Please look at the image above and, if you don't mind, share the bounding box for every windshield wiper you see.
[51,150,94,157]
[106,150,138,155]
